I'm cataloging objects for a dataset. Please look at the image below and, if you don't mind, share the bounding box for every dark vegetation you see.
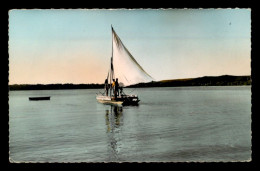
[9,75,251,91]
[9,83,104,91]
[128,75,251,88]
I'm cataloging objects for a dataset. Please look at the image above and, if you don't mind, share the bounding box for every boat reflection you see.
[105,105,123,161]
[105,106,123,132]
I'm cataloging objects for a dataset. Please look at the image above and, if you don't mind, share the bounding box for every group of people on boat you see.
[104,78,123,98]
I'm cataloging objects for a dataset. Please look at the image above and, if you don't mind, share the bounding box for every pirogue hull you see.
[96,95,139,106]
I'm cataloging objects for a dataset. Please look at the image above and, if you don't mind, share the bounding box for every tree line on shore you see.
[128,75,251,88]
[9,75,251,91]
[9,83,104,91]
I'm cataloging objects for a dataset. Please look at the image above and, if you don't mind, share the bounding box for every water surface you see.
[9,86,251,162]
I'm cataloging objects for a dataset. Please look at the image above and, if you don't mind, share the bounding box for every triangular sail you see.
[112,27,153,86]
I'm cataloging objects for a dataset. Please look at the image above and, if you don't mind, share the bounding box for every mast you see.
[110,25,114,97]
[111,25,114,81]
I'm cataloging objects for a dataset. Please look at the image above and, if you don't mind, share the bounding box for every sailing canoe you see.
[96,26,152,106]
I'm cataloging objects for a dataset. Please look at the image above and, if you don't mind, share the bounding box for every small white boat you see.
[96,26,152,106]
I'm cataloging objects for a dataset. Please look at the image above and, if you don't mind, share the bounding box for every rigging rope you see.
[128,87,137,94]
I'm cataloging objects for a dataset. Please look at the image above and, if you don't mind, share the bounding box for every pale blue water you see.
[9,86,251,162]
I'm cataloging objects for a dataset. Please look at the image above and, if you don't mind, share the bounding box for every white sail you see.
[112,27,153,86]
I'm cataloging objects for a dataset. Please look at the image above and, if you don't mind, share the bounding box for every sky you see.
[9,9,251,84]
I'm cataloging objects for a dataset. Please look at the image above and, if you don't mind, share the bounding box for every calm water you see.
[9,86,251,162]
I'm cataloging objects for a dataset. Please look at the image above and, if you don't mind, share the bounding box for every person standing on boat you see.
[115,78,119,98]
[104,78,109,96]
[112,79,116,96]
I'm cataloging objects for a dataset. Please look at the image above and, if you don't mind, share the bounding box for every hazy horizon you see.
[9,9,251,84]
[8,74,251,85]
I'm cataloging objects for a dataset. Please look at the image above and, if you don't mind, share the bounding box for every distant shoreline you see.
[9,75,251,91]
[128,75,251,88]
